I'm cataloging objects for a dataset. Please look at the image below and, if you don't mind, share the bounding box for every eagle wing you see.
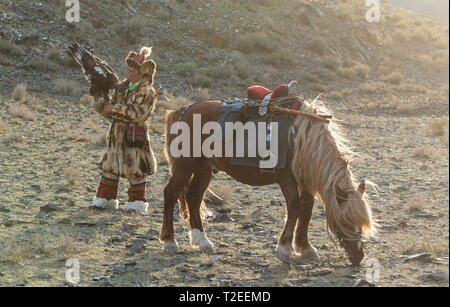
[67,42,120,101]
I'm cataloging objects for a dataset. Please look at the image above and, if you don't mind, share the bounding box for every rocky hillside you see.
[0,0,448,111]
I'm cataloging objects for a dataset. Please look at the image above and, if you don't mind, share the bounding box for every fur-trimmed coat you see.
[95,77,157,179]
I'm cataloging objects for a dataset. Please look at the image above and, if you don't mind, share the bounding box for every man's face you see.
[128,67,143,83]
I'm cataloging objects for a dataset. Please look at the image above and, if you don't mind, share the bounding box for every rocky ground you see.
[0,0,448,287]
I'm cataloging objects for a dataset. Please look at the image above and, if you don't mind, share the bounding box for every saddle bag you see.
[125,124,147,147]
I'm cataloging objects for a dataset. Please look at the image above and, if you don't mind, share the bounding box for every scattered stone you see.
[127,241,145,255]
[123,260,137,267]
[93,275,110,282]
[0,206,11,213]
[423,272,448,282]
[307,269,333,277]
[353,278,375,287]
[212,213,234,223]
[270,199,282,206]
[36,273,52,280]
[208,255,220,265]
[11,279,27,287]
[414,213,439,219]
[122,222,139,232]
[75,221,97,227]
[398,221,407,230]
[403,253,433,263]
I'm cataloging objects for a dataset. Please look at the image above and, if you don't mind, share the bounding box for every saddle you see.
[218,82,301,170]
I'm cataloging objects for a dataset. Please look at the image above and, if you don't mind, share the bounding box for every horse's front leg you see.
[293,192,320,261]
[276,175,301,263]
[187,167,215,254]
[160,170,192,253]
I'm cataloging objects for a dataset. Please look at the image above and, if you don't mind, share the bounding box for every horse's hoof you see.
[163,241,179,254]
[276,245,292,263]
[199,240,216,254]
[298,246,320,261]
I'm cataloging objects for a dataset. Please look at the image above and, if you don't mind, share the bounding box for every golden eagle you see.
[67,42,119,101]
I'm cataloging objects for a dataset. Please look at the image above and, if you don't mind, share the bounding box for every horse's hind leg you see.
[293,192,320,261]
[276,173,301,263]
[186,165,215,254]
[160,167,193,253]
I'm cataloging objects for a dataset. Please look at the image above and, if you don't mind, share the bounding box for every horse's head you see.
[333,179,373,266]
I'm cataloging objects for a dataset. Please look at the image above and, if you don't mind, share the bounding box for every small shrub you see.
[360,82,383,94]
[264,51,296,68]
[175,62,197,78]
[323,57,342,71]
[113,17,144,43]
[384,71,403,85]
[413,145,433,159]
[0,39,25,56]
[206,62,234,79]
[231,32,275,54]
[426,118,449,137]
[158,90,191,111]
[307,37,327,56]
[396,103,415,114]
[0,120,6,133]
[407,194,426,212]
[189,73,212,88]
[24,59,56,72]
[79,93,94,105]
[310,83,327,92]
[9,104,36,120]
[61,167,81,185]
[12,84,28,101]
[61,127,94,142]
[52,79,81,96]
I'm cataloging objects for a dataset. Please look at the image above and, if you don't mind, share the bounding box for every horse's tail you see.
[164,108,211,221]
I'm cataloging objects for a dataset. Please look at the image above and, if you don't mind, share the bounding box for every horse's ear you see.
[358,180,366,194]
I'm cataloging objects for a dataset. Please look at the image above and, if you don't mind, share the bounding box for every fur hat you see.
[126,47,156,79]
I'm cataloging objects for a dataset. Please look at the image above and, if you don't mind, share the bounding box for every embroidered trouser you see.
[96,172,147,202]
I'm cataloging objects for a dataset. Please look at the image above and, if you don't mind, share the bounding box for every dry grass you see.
[113,16,145,43]
[157,90,191,112]
[395,102,416,114]
[310,83,327,92]
[1,231,84,265]
[52,79,81,96]
[386,230,449,257]
[79,93,94,105]
[12,84,28,101]
[231,32,275,54]
[61,126,94,142]
[8,104,36,121]
[264,51,296,68]
[426,118,449,138]
[338,62,370,81]
[328,89,352,100]
[61,167,81,185]
[307,37,327,56]
[407,194,427,212]
[384,71,403,85]
[2,134,26,146]
[0,120,6,133]
[175,62,197,78]
[0,39,25,57]
[413,145,434,160]
[208,184,235,205]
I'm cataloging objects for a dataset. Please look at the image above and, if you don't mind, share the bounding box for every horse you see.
[159,99,376,265]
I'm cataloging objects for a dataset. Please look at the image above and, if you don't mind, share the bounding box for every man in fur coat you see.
[91,46,158,213]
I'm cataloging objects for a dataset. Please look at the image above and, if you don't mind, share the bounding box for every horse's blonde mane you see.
[291,99,375,239]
